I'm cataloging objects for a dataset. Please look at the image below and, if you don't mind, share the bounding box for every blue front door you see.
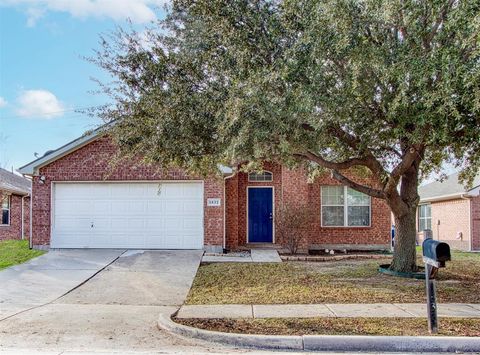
[248,188,273,243]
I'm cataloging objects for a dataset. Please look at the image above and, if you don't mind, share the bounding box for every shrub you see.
[276,203,311,254]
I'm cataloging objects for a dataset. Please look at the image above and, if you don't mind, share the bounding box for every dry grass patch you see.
[176,317,480,337]
[186,251,480,304]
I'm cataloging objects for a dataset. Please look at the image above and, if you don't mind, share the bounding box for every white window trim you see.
[1,195,11,227]
[418,204,432,232]
[248,171,273,182]
[321,186,371,228]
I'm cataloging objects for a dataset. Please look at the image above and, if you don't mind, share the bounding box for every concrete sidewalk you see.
[202,249,282,263]
[177,303,480,319]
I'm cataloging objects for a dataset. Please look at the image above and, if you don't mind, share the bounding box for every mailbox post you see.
[422,230,451,334]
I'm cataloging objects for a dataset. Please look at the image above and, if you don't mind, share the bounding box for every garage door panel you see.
[183,218,202,230]
[91,217,111,230]
[184,200,203,214]
[55,217,91,231]
[183,183,202,198]
[160,184,179,197]
[91,184,111,198]
[92,201,110,214]
[55,200,91,215]
[111,201,129,214]
[164,201,184,215]
[145,218,163,229]
[52,182,204,249]
[146,201,163,213]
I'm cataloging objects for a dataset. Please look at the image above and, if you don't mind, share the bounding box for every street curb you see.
[157,312,303,350]
[157,312,480,352]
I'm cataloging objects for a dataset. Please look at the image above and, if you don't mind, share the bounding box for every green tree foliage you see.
[93,0,480,272]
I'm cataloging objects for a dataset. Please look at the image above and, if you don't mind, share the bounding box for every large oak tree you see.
[93,0,480,272]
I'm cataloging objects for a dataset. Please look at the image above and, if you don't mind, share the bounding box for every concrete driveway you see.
[0,249,240,353]
[58,249,202,306]
[0,249,124,319]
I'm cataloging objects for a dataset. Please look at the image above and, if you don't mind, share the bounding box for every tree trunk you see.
[388,163,420,273]
[390,208,418,272]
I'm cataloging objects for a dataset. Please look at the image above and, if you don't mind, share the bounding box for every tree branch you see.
[294,151,370,170]
[425,0,455,47]
[331,170,385,199]
[384,145,423,194]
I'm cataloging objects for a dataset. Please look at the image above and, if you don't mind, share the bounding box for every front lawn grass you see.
[186,251,479,304]
[0,239,45,270]
[176,317,480,337]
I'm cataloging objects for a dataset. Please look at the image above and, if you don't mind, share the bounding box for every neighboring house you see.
[0,168,31,241]
[418,172,480,251]
[19,129,391,251]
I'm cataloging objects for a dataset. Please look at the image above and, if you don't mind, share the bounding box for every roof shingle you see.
[419,172,480,201]
[0,168,31,195]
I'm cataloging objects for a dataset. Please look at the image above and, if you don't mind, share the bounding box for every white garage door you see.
[52,182,204,249]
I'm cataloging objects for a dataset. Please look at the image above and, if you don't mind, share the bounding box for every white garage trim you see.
[50,181,204,249]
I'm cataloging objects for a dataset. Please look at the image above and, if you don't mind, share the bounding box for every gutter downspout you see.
[29,191,33,249]
[223,171,236,252]
[21,195,26,240]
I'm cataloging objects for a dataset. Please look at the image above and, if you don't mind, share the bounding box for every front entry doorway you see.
[247,187,273,243]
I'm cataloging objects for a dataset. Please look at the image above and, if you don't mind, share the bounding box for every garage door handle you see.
[91,223,94,228]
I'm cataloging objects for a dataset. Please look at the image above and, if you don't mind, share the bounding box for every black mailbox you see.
[422,238,451,268]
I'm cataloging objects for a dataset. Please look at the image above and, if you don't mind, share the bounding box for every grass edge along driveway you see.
[0,239,45,270]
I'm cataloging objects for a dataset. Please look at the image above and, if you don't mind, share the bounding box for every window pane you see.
[419,204,431,218]
[321,186,344,205]
[249,172,272,182]
[347,188,370,206]
[426,218,432,230]
[1,209,8,225]
[348,206,370,226]
[1,196,9,209]
[418,219,422,232]
[419,205,425,218]
[322,206,344,226]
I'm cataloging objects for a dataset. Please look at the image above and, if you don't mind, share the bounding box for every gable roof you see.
[0,168,31,195]
[18,126,233,176]
[419,172,480,202]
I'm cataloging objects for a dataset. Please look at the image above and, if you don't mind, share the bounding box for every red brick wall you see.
[31,137,224,248]
[0,193,30,241]
[225,164,391,250]
[471,196,480,251]
[417,199,471,250]
[225,174,239,249]
[282,166,390,247]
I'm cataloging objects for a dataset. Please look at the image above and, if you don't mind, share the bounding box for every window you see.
[321,186,371,227]
[1,195,10,226]
[248,171,273,182]
[418,204,432,232]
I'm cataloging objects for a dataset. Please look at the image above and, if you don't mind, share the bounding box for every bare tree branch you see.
[331,170,384,199]
[294,151,370,170]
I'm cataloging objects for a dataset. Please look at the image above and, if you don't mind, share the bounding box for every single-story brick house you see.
[19,129,391,252]
[0,168,31,241]
[418,172,480,251]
